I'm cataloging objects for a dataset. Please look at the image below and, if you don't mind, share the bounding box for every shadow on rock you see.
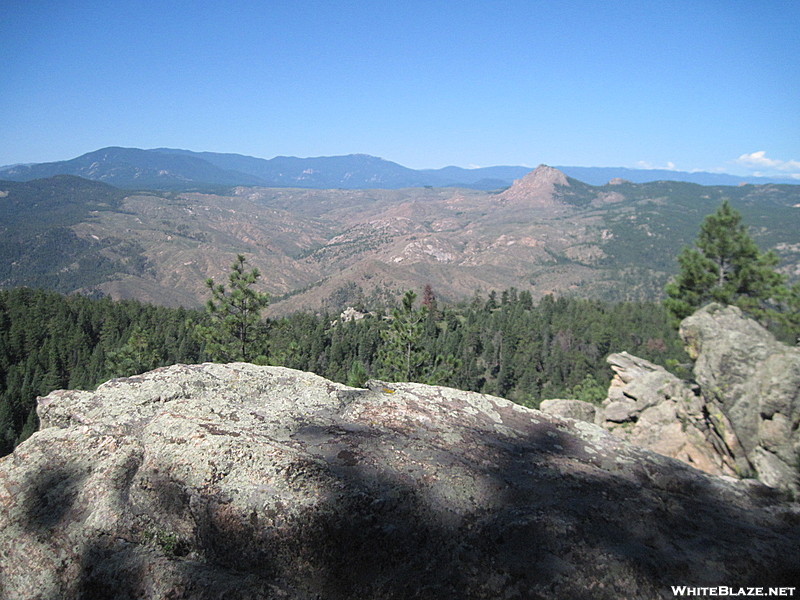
[2,363,799,599]
[22,463,89,534]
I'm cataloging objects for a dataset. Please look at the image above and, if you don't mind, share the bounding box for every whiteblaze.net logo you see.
[671,587,796,597]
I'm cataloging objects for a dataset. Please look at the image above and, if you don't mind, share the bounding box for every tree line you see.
[1,200,796,456]
[0,283,685,456]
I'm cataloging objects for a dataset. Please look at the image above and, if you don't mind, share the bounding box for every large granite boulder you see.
[598,352,746,478]
[1,363,798,599]
[681,303,800,492]
[537,398,597,423]
[540,305,800,494]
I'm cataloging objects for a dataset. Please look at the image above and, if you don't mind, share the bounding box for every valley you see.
[1,166,799,315]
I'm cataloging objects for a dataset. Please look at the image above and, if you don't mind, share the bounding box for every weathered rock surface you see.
[538,398,597,423]
[600,352,745,478]
[540,304,800,494]
[681,303,800,492]
[1,363,798,599]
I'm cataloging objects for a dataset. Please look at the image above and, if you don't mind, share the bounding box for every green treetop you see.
[199,254,270,362]
[664,200,785,323]
[377,290,430,382]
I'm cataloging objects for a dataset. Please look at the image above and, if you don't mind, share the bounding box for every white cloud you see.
[636,160,678,171]
[735,151,800,177]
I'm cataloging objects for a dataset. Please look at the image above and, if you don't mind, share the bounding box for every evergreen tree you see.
[346,360,369,388]
[198,255,270,362]
[567,373,608,404]
[376,290,461,384]
[664,200,785,322]
[377,290,429,382]
[105,325,160,378]
[776,282,800,343]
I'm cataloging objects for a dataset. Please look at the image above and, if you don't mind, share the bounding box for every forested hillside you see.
[0,175,151,293]
[0,287,686,455]
[0,288,203,454]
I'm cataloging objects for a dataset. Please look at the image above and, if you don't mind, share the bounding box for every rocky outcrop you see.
[333,306,372,324]
[538,398,597,423]
[1,363,798,599]
[541,352,747,479]
[600,352,745,478]
[541,304,800,494]
[681,303,800,491]
[496,164,570,207]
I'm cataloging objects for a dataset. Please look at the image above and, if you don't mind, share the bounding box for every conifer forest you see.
[0,285,686,456]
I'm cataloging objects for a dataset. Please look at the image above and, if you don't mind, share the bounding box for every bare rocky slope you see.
[3,168,799,314]
[1,330,799,597]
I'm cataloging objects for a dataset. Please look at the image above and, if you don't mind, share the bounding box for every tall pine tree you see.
[377,290,429,382]
[664,200,785,322]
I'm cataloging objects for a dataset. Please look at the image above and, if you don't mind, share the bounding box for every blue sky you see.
[2,1,799,178]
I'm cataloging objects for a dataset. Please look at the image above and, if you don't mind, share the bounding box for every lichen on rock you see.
[1,360,798,598]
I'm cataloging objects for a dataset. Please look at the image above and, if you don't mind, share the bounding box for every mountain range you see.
[1,147,794,191]
[2,165,798,314]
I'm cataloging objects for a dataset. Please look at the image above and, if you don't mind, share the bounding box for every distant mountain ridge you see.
[1,147,795,190]
[0,147,266,190]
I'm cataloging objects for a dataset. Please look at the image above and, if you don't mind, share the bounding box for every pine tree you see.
[567,373,608,404]
[421,284,437,314]
[105,325,160,378]
[198,255,270,362]
[664,200,785,322]
[777,282,800,343]
[377,290,429,382]
[346,360,369,388]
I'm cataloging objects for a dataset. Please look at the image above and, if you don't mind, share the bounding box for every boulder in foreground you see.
[0,363,798,599]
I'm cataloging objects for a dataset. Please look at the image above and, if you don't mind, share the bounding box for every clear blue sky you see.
[2,1,798,178]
